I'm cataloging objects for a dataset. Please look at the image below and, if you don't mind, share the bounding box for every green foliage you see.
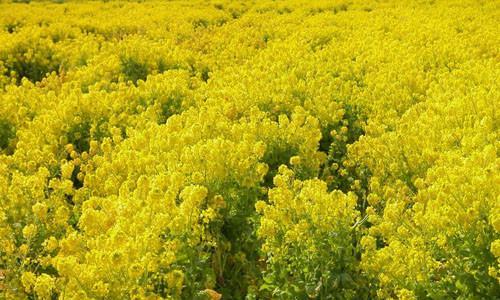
[2,43,61,84]
[66,117,111,153]
[121,57,149,85]
[158,92,183,124]
[0,119,16,153]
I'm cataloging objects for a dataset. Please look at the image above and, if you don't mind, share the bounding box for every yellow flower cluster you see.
[256,166,363,298]
[0,0,498,299]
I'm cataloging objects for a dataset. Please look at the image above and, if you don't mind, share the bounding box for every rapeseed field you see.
[0,0,498,299]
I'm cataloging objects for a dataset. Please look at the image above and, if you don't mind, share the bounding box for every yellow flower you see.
[21,272,36,292]
[22,224,37,240]
[166,270,184,292]
[93,281,110,297]
[289,155,301,166]
[201,208,217,224]
[65,144,74,154]
[491,240,500,258]
[32,202,48,220]
[19,244,29,256]
[211,195,226,209]
[361,235,376,251]
[191,171,204,184]
[203,289,222,300]
[491,215,500,232]
[43,236,59,252]
[34,274,55,300]
[397,288,416,300]
[61,162,75,179]
[54,206,70,226]
[256,163,269,179]
[488,266,498,278]
[128,263,143,279]
[255,200,267,214]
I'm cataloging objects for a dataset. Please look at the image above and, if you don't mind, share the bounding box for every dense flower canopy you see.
[0,0,498,299]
